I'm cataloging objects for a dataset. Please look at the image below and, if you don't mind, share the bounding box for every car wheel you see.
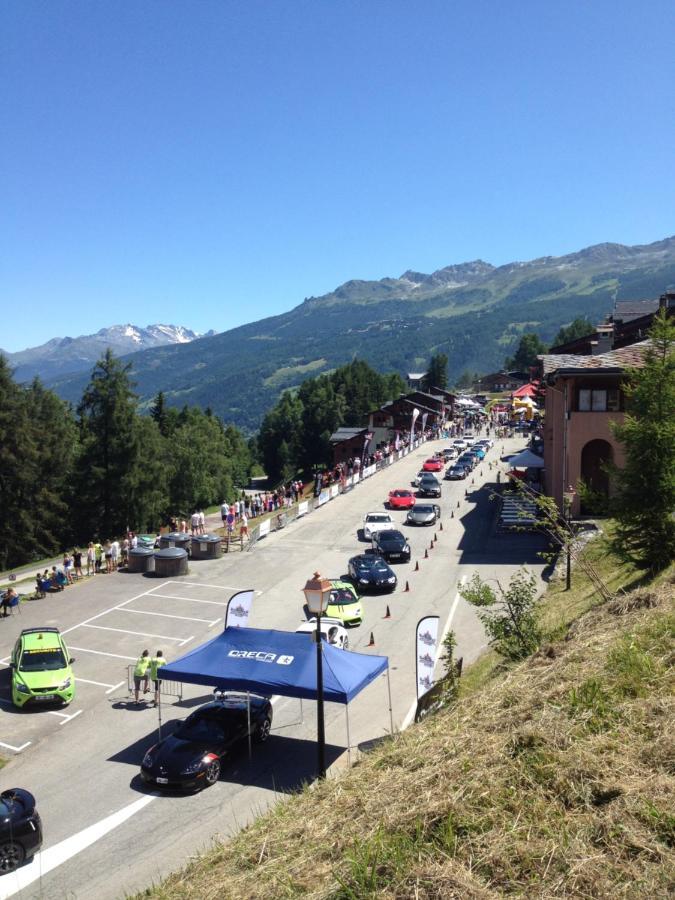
[0,841,25,873]
[204,759,221,786]
[255,716,272,743]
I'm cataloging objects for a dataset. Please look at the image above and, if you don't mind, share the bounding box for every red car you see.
[422,458,444,472]
[388,489,416,510]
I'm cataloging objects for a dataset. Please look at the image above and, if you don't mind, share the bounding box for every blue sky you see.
[2,0,674,352]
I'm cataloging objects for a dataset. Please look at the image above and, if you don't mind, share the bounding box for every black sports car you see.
[417,474,441,497]
[348,554,398,592]
[140,696,273,791]
[445,465,469,480]
[372,529,411,562]
[0,788,42,873]
[406,503,441,526]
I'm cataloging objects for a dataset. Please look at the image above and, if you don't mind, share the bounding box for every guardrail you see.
[246,437,428,551]
[126,666,184,702]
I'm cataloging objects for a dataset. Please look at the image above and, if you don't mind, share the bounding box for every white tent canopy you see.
[508,448,545,469]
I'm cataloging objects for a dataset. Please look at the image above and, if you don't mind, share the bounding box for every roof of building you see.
[540,341,650,376]
[612,299,660,322]
[329,427,367,443]
[512,382,539,398]
[407,372,426,380]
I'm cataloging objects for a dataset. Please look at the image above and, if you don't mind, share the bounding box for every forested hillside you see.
[47,236,675,431]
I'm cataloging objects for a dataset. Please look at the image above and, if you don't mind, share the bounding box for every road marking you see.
[81,624,186,642]
[207,618,222,629]
[119,607,217,625]
[177,581,240,591]
[0,793,158,899]
[61,584,166,637]
[58,709,83,725]
[105,680,126,694]
[0,740,31,753]
[75,677,116,689]
[400,575,466,733]
[69,646,136,661]
[47,710,71,719]
[149,592,229,606]
[179,634,195,646]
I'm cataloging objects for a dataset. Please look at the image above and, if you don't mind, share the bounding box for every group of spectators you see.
[31,534,144,598]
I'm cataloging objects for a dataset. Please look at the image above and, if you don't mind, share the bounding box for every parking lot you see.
[0,579,260,754]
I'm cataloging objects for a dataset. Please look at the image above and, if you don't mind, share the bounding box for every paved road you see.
[0,434,545,899]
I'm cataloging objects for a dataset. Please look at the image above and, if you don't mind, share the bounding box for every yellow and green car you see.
[11,628,75,708]
[326,580,363,627]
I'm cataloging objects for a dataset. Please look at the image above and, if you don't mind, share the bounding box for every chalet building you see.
[406,372,426,390]
[329,427,370,465]
[475,371,527,393]
[540,342,649,516]
[367,396,440,448]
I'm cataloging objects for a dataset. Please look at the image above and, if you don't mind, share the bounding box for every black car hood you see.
[150,736,223,772]
[378,537,407,550]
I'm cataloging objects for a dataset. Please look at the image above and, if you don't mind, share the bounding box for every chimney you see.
[590,330,613,356]
[659,291,675,312]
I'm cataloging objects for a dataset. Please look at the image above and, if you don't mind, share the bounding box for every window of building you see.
[577,388,620,412]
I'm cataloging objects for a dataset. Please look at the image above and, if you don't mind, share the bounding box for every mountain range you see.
[15,236,675,431]
[2,324,211,383]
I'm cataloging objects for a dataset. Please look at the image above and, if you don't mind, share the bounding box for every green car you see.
[11,628,75,708]
[326,580,363,627]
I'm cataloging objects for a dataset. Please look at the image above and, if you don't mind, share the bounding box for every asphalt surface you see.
[0,434,547,899]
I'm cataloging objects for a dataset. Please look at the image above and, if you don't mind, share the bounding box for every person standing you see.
[86,542,95,576]
[73,548,83,579]
[94,541,103,573]
[149,650,167,706]
[110,538,120,571]
[133,649,151,703]
[198,509,205,535]
[240,511,249,542]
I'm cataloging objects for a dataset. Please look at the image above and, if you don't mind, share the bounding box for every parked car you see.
[441,447,457,460]
[0,788,42,873]
[140,696,273,791]
[372,529,411,562]
[417,474,442,497]
[362,511,394,540]
[406,503,441,526]
[326,579,363,626]
[10,628,75,708]
[387,489,416,510]
[348,554,397,592]
[296,617,350,649]
[446,465,468,480]
[422,457,444,472]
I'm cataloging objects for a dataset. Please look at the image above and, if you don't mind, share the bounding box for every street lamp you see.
[302,571,332,779]
[563,486,576,591]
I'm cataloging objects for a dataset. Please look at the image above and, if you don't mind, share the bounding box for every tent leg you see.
[345,705,352,768]
[386,668,394,735]
[158,681,162,742]
[247,691,252,759]
[300,697,304,725]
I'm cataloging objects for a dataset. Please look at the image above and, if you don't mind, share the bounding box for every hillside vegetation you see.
[50,236,675,430]
[135,534,674,899]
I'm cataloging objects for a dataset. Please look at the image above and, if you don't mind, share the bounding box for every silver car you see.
[406,503,441,526]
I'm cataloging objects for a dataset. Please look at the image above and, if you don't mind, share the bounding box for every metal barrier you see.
[126,666,183,702]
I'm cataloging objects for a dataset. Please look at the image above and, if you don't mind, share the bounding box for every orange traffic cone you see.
[404,580,410,592]
[368,631,375,646]
[415,560,420,572]
[424,548,429,559]
[457,500,460,508]
[434,532,438,542]
[439,521,443,531]
[384,605,391,619]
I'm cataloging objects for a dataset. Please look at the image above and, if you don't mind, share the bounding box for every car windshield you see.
[415,505,434,513]
[379,530,402,541]
[20,648,67,671]
[367,515,390,523]
[176,715,227,741]
[329,588,357,605]
[392,491,410,497]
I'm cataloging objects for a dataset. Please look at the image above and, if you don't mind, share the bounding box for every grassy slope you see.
[137,530,674,899]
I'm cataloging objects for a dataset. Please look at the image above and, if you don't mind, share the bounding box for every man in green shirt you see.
[133,649,150,704]
[149,650,167,707]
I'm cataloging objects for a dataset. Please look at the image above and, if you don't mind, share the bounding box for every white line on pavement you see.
[69,646,136,661]
[75,677,116,689]
[0,740,31,753]
[58,709,83,726]
[0,793,158,899]
[176,582,239,591]
[400,575,467,733]
[47,710,70,719]
[105,680,126,694]
[61,584,168,637]
[81,624,186,642]
[119,607,217,625]
[207,618,222,628]
[149,592,229,606]
[179,634,195,646]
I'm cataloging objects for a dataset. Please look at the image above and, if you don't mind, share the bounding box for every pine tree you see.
[612,309,675,571]
[422,353,448,391]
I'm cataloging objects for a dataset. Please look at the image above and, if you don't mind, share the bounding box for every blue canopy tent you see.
[157,627,392,764]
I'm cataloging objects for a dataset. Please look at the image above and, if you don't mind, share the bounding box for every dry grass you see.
[134,575,674,898]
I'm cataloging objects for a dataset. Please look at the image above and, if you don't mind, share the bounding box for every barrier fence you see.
[126,666,184,702]
[246,437,428,551]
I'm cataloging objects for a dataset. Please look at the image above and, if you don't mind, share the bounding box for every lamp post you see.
[563,486,576,591]
[302,571,332,780]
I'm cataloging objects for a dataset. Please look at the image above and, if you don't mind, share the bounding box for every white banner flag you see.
[421,412,428,434]
[415,615,440,699]
[409,407,420,447]
[225,589,254,629]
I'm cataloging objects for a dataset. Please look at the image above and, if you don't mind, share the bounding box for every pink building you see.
[540,342,648,516]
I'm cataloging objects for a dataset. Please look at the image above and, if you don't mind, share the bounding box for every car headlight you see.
[16,683,31,693]
[359,578,369,584]
[387,576,396,583]
[182,753,217,775]
[59,678,72,689]
[142,746,157,768]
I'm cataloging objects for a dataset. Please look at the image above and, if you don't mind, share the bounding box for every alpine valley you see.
[29,236,675,431]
